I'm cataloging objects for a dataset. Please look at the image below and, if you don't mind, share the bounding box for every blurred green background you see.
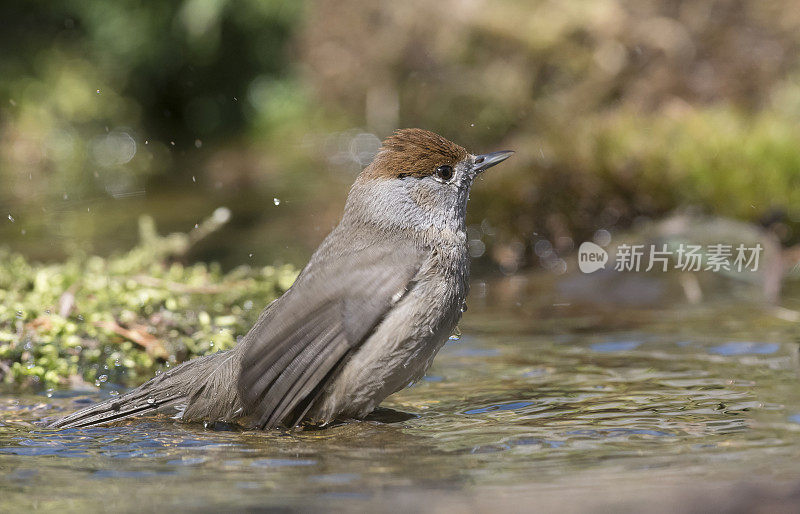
[3,0,800,273]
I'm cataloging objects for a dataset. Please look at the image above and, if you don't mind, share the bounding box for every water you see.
[2,275,800,512]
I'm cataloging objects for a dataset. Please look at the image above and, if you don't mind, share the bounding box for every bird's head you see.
[343,128,513,239]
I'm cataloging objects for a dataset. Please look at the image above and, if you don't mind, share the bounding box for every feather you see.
[48,349,241,428]
[238,240,424,429]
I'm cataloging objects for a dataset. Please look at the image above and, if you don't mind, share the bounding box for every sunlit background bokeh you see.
[3,0,800,274]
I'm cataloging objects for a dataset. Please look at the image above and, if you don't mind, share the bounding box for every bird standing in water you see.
[50,128,513,430]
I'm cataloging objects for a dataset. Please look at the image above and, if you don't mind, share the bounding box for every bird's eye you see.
[435,165,454,181]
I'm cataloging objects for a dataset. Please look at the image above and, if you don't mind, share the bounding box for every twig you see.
[96,320,169,359]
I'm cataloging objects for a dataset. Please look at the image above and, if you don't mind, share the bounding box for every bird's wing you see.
[237,241,425,429]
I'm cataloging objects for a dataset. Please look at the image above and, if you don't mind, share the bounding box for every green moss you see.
[469,105,800,255]
[587,108,800,221]
[0,209,297,390]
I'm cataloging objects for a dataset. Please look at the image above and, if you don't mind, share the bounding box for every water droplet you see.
[7,214,14,222]
[63,193,68,200]
[109,390,120,397]
[194,223,199,229]
[15,310,23,318]
[77,314,84,321]
[449,326,462,341]
[593,229,612,247]
[44,309,51,315]
[192,176,196,183]
[461,301,468,313]
[170,141,175,146]
[248,253,253,258]
[98,374,108,383]
[145,139,149,145]
[194,139,202,148]
[94,379,101,387]
[146,397,155,405]
[96,89,101,94]
[212,207,230,223]
[273,198,281,206]
[470,123,475,127]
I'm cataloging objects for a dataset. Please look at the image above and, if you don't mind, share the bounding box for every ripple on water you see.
[92,469,175,479]
[708,342,781,355]
[508,437,565,448]
[590,341,642,352]
[464,401,536,415]
[0,295,798,510]
[166,457,208,466]
[564,428,676,438]
[310,473,360,484]
[251,458,317,468]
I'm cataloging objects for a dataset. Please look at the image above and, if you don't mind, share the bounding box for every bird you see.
[48,128,513,430]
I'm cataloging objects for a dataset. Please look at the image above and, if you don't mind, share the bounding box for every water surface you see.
[2,275,800,512]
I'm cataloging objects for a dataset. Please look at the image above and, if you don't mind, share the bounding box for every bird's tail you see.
[48,349,243,429]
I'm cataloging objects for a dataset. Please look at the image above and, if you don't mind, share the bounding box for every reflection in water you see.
[2,287,800,511]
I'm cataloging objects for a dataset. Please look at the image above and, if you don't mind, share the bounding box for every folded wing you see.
[237,241,425,429]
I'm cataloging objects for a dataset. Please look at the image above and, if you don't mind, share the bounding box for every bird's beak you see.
[471,150,514,175]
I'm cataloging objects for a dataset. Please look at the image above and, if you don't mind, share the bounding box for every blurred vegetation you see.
[299,0,800,271]
[4,0,800,271]
[0,210,296,388]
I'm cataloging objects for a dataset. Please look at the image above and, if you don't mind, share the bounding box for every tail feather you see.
[48,350,243,429]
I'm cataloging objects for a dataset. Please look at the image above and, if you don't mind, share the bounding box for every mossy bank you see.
[0,209,297,390]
